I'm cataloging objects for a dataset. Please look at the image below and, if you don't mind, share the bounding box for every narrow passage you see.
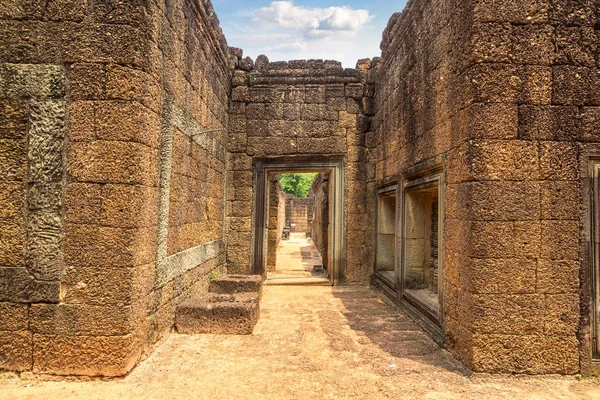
[266,232,330,286]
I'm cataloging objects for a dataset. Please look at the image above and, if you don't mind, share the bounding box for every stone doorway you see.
[252,156,345,285]
[264,171,331,286]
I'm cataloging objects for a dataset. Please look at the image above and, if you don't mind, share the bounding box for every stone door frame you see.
[252,155,346,285]
[590,160,600,360]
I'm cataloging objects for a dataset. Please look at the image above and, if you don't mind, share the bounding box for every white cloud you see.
[252,1,373,35]
[318,7,372,31]
[227,1,379,68]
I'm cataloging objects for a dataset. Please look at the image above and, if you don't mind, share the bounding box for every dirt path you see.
[2,285,600,399]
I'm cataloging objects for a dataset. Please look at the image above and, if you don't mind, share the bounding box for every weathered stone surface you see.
[0,267,61,303]
[540,181,579,220]
[540,220,579,260]
[239,56,254,71]
[33,334,141,376]
[64,182,102,224]
[511,25,555,65]
[60,23,146,66]
[70,63,106,100]
[472,334,579,374]
[581,106,600,141]
[474,0,550,24]
[176,293,260,335]
[0,138,26,180]
[470,64,552,104]
[64,224,156,268]
[544,294,579,336]
[0,302,29,331]
[465,258,537,294]
[61,265,137,306]
[157,241,224,289]
[469,140,540,181]
[550,0,596,25]
[0,219,25,268]
[68,141,158,185]
[555,26,597,67]
[473,294,545,335]
[101,184,158,228]
[539,141,578,181]
[26,212,63,281]
[468,181,541,221]
[255,55,269,70]
[0,64,66,99]
[30,304,133,336]
[209,275,262,296]
[470,221,540,259]
[345,83,364,99]
[95,101,161,148]
[552,65,598,105]
[356,58,372,71]
[0,331,32,372]
[0,0,236,379]
[0,98,29,139]
[537,260,579,294]
[0,182,25,221]
[518,105,579,141]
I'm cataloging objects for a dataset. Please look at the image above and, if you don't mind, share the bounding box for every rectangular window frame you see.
[400,171,444,329]
[374,184,400,289]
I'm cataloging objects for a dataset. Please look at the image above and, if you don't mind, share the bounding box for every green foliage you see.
[279,173,318,198]
[209,270,219,281]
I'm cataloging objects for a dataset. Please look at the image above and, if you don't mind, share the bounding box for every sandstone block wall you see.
[1,0,155,376]
[463,0,598,375]
[142,0,232,357]
[226,58,375,282]
[286,197,313,232]
[267,177,287,272]
[374,0,600,374]
[0,0,233,376]
[310,173,330,270]
[0,63,67,373]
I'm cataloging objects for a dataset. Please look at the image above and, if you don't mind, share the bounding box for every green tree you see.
[279,173,317,198]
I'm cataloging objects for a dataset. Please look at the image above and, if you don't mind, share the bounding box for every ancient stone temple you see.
[0,0,599,377]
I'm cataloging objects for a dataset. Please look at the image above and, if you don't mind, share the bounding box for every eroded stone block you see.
[33,334,141,376]
[176,293,260,335]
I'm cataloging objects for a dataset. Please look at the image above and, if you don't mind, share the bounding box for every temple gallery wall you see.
[1,0,600,377]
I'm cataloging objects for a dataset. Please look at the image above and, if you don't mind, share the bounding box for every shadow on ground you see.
[331,285,469,375]
[300,245,328,277]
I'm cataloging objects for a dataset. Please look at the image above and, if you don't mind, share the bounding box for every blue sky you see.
[212,0,408,68]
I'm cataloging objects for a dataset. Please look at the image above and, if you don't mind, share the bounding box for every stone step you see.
[176,293,260,335]
[264,276,331,286]
[209,274,263,297]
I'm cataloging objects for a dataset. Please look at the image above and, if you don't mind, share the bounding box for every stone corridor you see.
[266,232,330,286]
[1,285,599,399]
[2,0,599,379]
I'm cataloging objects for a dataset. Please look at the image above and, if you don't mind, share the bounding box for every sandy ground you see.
[2,238,600,399]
